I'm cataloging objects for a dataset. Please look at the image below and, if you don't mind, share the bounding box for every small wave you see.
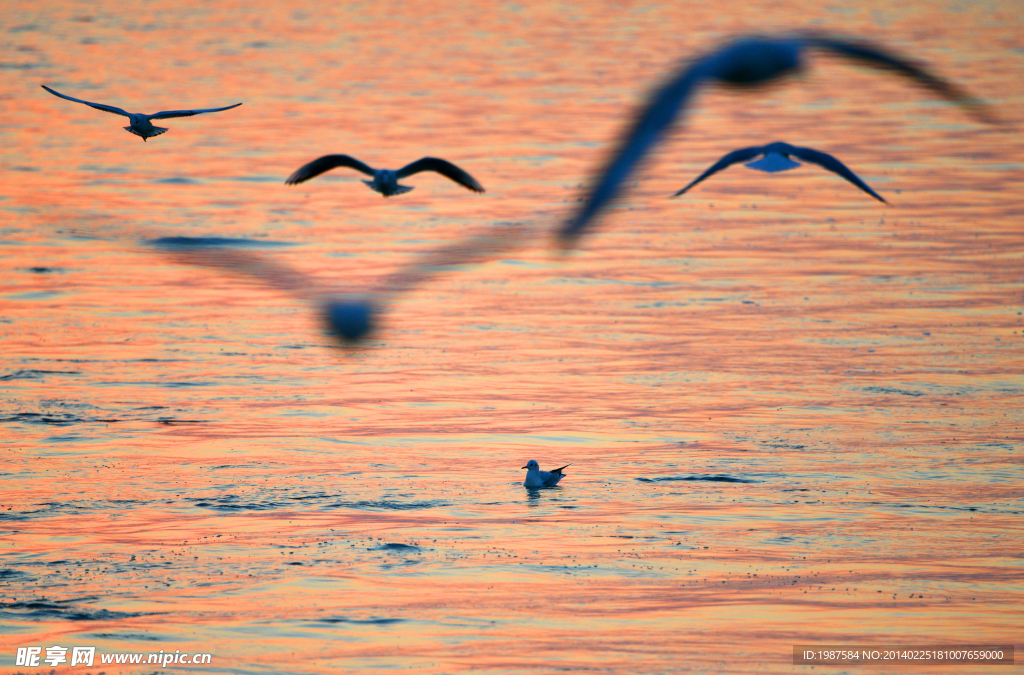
[148,236,294,250]
[862,386,925,397]
[0,369,80,381]
[327,500,448,511]
[317,616,404,625]
[862,501,1021,515]
[87,632,162,641]
[191,499,284,512]
[0,412,87,426]
[375,543,420,552]
[0,599,150,622]
[636,474,759,483]
[6,499,149,522]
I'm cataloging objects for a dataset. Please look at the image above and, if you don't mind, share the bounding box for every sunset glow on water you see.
[1,0,1022,673]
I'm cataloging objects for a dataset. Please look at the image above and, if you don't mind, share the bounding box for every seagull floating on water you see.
[522,460,570,488]
[41,85,242,141]
[285,155,485,197]
[673,141,887,203]
[559,33,996,245]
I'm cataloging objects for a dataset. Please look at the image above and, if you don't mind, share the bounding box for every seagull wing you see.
[159,246,322,301]
[788,145,888,204]
[559,64,709,244]
[541,464,570,486]
[285,155,377,185]
[806,36,998,124]
[549,464,570,474]
[672,146,766,197]
[396,157,485,192]
[41,85,130,117]
[149,102,243,120]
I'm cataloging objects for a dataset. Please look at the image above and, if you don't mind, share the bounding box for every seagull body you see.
[41,85,241,141]
[522,460,569,488]
[559,33,995,244]
[674,141,887,203]
[285,155,485,197]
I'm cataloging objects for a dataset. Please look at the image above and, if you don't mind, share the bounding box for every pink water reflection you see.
[1,0,1023,673]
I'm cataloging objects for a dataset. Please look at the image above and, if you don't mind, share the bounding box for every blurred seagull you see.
[559,33,996,245]
[285,155,485,197]
[154,220,532,344]
[41,85,242,141]
[673,141,887,203]
[522,460,570,488]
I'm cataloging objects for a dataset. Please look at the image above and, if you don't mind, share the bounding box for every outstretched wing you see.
[559,64,709,244]
[672,146,766,196]
[788,145,888,204]
[396,157,485,192]
[285,155,377,185]
[41,85,130,117]
[805,36,998,124]
[149,102,242,119]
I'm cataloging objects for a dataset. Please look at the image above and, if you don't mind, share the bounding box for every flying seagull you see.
[285,155,485,197]
[41,85,242,141]
[673,141,887,203]
[154,220,531,344]
[559,33,996,245]
[522,460,570,488]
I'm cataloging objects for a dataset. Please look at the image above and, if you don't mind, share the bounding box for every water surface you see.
[1,0,1022,672]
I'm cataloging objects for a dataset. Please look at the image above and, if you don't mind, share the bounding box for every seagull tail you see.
[392,184,414,196]
[124,126,168,140]
[744,154,802,173]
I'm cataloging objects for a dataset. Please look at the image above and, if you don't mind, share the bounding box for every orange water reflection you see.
[1,0,1022,673]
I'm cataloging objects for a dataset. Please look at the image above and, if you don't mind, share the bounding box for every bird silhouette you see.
[41,85,241,141]
[559,33,996,245]
[285,155,485,196]
[673,141,887,203]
